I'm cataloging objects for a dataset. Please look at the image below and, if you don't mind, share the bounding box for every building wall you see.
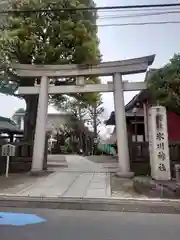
[13,114,73,132]
[46,114,74,132]
[167,112,180,141]
[127,105,180,142]
[144,103,180,141]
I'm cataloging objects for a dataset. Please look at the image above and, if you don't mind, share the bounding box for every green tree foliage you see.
[0,0,101,141]
[58,94,104,138]
[86,99,104,138]
[147,54,180,113]
[59,96,89,120]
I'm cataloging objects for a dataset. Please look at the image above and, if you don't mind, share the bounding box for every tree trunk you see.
[20,77,38,143]
[93,104,97,139]
[20,95,38,160]
[23,95,39,143]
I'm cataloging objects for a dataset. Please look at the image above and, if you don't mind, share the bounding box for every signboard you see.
[1,144,16,178]
[2,144,16,157]
[148,106,171,180]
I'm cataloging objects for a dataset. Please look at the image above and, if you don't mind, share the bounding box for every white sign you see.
[2,144,16,157]
[1,144,16,178]
[148,106,171,180]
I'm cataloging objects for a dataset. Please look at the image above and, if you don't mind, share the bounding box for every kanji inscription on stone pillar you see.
[148,106,171,180]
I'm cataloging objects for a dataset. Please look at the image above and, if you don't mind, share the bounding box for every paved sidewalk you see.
[48,154,118,172]
[0,171,142,199]
[15,172,111,198]
[0,155,180,213]
[0,155,140,199]
[0,172,111,198]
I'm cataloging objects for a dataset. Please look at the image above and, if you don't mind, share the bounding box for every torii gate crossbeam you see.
[14,54,155,178]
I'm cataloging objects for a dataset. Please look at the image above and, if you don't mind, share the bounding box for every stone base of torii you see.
[14,55,155,178]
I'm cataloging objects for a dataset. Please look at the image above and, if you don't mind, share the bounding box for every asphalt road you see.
[1,208,180,240]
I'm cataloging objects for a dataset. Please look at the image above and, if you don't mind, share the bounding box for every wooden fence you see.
[0,138,180,176]
[0,142,33,174]
[0,139,48,174]
[129,141,180,176]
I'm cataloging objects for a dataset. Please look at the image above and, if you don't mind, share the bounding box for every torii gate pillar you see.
[113,73,133,177]
[31,76,49,172]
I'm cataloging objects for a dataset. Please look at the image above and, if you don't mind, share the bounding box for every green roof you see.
[0,116,23,134]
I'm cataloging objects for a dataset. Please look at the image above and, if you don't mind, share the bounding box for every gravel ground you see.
[110,173,146,198]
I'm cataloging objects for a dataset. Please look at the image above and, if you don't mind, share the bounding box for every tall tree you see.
[147,54,180,114]
[59,96,89,121]
[58,94,104,138]
[0,0,101,142]
[86,99,104,138]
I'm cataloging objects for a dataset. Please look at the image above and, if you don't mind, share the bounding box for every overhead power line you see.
[98,21,180,27]
[98,10,180,19]
[1,3,180,14]
[99,6,180,13]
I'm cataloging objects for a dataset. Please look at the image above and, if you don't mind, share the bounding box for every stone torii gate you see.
[14,54,155,177]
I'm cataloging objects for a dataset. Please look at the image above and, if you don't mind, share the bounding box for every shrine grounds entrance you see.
[13,55,155,177]
[49,127,117,157]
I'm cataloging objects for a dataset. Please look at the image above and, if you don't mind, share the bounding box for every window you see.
[132,122,145,135]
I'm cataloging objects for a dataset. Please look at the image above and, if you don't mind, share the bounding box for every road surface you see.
[1,208,180,240]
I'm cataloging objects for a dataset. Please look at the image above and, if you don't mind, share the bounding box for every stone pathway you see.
[0,171,111,198]
[48,154,118,172]
[0,155,145,199]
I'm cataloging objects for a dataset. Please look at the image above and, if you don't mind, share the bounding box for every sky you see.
[0,0,180,125]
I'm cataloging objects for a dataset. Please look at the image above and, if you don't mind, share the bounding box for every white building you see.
[12,108,76,132]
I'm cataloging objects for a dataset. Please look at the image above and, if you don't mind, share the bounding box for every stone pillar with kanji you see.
[148,106,171,180]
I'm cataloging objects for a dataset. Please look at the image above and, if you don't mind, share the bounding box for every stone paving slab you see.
[0,153,117,199]
[0,171,143,200]
[3,172,111,199]
[84,173,108,198]
[0,172,54,195]
[0,155,141,200]
[19,172,80,197]
[84,189,107,198]
[62,173,94,198]
[48,155,118,173]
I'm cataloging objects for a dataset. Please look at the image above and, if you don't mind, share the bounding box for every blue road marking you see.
[0,212,47,226]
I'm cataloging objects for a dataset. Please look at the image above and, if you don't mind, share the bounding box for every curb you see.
[1,196,180,214]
